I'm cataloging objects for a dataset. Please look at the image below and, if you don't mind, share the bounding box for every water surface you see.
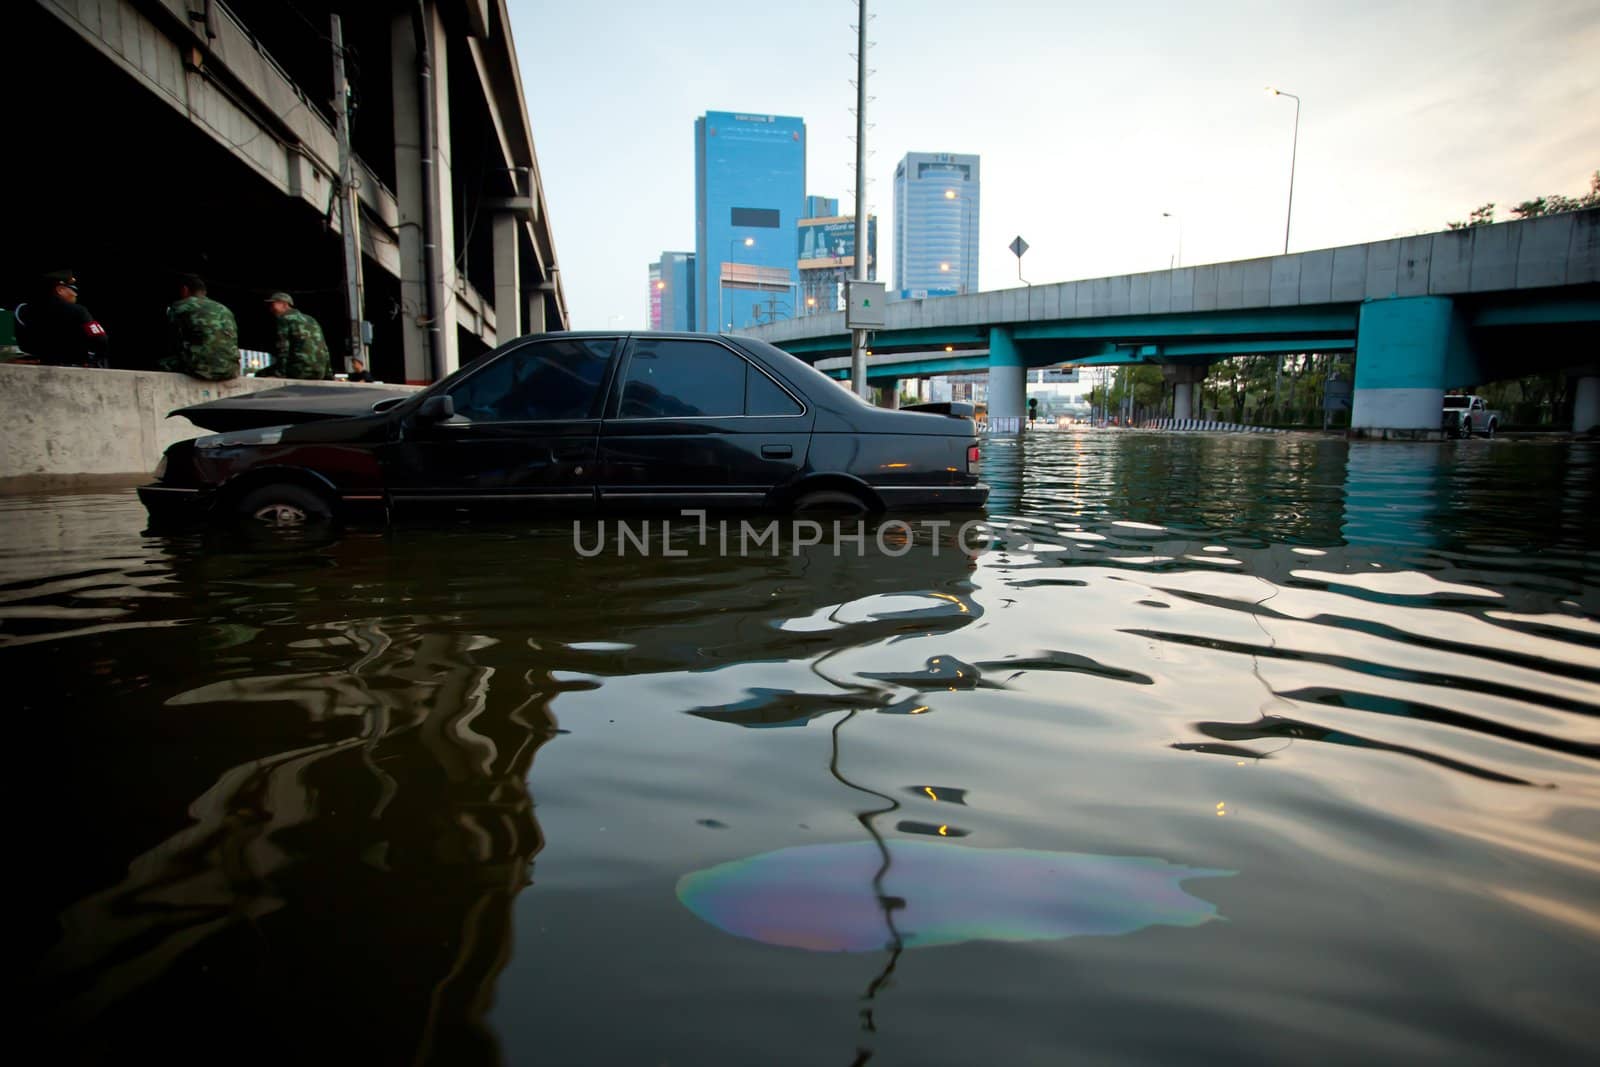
[11,431,1598,1065]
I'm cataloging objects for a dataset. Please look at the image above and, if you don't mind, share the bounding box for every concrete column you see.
[1574,375,1600,434]
[988,326,1026,423]
[390,6,458,383]
[876,378,901,409]
[1162,364,1207,421]
[390,15,427,383]
[1351,296,1470,438]
[527,289,547,335]
[492,213,522,344]
[1174,381,1194,421]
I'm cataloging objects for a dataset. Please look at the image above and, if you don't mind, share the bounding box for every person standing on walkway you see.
[345,357,373,382]
[161,274,239,380]
[258,291,330,379]
[12,269,109,367]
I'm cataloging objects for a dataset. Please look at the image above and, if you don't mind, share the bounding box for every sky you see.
[507,0,1600,330]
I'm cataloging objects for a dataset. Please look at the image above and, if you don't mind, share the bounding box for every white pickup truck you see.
[1441,394,1499,438]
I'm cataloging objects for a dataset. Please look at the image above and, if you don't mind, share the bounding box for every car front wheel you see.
[236,483,334,526]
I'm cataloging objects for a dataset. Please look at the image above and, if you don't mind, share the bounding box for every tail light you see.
[967,444,981,475]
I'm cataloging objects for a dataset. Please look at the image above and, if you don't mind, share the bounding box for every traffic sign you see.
[1009,236,1029,259]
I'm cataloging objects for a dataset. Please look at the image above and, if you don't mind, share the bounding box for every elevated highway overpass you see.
[12,0,566,384]
[740,213,1600,434]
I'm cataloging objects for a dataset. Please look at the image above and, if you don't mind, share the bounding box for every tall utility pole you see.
[332,14,365,370]
[850,0,869,398]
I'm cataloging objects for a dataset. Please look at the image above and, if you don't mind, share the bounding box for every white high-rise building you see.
[893,152,980,297]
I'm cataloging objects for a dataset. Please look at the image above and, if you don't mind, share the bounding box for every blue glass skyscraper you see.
[893,152,980,297]
[695,111,806,330]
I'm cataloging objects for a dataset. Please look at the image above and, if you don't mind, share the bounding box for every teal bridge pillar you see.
[988,326,1025,423]
[876,377,901,409]
[1351,296,1476,438]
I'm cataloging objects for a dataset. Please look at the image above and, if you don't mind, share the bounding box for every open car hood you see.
[170,383,418,432]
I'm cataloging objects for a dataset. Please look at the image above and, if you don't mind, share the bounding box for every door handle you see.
[761,444,793,459]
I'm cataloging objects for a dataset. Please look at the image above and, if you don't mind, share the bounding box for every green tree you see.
[1448,202,1496,230]
[1451,170,1598,229]
[1511,170,1600,219]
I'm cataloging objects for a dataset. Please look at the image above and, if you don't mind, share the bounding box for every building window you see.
[731,207,780,228]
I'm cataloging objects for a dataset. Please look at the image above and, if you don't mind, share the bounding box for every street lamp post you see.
[719,236,755,331]
[1161,211,1183,269]
[1265,87,1300,254]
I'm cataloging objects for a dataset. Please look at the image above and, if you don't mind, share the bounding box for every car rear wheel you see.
[791,488,871,515]
[237,483,333,527]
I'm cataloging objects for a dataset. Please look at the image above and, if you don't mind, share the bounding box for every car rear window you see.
[747,366,803,415]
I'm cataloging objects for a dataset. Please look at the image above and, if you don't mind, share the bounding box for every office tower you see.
[804,195,839,219]
[893,152,980,297]
[647,261,663,329]
[695,111,806,330]
[648,252,695,330]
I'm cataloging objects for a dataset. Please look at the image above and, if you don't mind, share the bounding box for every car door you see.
[383,336,620,513]
[597,336,811,510]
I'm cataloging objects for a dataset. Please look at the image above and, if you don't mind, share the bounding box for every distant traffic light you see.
[1027,396,1038,424]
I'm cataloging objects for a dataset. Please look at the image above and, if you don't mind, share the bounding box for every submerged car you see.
[139,332,988,526]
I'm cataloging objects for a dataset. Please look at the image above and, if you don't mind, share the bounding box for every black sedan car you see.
[139,332,988,525]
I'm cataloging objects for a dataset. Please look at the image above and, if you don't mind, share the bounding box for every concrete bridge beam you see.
[988,327,1026,421]
[1351,296,1473,438]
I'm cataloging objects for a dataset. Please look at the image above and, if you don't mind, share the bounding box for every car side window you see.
[747,365,802,416]
[448,338,616,421]
[619,339,746,418]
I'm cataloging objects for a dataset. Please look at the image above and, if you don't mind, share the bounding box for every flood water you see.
[11,430,1599,1065]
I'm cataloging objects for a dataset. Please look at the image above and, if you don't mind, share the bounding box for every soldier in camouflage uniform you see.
[259,291,330,379]
[161,274,239,380]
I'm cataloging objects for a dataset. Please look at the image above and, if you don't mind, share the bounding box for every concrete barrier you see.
[1141,416,1285,434]
[0,364,410,491]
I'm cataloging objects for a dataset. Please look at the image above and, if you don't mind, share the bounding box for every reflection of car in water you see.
[28,522,987,1060]
[139,332,988,528]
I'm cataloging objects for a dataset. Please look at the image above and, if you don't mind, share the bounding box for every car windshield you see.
[1442,396,1468,409]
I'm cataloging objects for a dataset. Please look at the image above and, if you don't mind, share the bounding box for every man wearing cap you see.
[12,270,109,367]
[258,291,330,380]
[161,274,239,380]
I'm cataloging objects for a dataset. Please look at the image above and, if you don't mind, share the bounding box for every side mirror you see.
[416,394,455,422]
